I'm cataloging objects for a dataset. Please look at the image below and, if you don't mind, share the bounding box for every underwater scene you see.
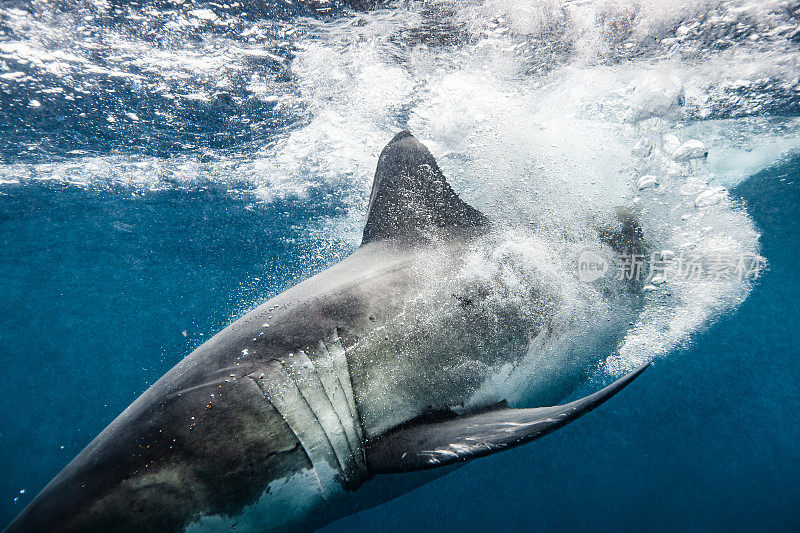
[0,0,798,531]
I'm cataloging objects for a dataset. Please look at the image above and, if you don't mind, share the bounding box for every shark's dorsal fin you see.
[361,131,488,246]
[365,363,649,473]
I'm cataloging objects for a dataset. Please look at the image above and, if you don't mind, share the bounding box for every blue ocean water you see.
[1,156,797,531]
[1,0,799,531]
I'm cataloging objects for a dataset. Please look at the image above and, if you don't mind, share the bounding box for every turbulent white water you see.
[3,0,798,388]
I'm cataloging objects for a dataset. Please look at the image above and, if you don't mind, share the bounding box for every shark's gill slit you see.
[323,330,367,446]
[281,351,357,480]
[252,351,369,495]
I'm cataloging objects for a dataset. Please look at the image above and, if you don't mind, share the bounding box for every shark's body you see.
[7,132,648,533]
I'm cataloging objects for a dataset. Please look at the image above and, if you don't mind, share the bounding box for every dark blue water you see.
[0,181,352,527]
[2,0,800,530]
[1,154,798,531]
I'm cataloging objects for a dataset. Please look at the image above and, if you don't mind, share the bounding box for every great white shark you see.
[7,131,649,533]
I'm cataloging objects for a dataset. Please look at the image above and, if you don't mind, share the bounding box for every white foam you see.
[272,0,781,384]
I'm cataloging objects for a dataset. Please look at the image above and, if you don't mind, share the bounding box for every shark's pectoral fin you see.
[365,363,650,473]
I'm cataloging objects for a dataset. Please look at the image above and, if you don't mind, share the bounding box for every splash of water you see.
[2,0,796,385]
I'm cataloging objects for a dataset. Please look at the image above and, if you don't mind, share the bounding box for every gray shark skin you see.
[6,131,649,533]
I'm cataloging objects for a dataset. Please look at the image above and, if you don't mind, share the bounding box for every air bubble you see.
[637,175,658,190]
[673,140,708,161]
[694,188,726,208]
